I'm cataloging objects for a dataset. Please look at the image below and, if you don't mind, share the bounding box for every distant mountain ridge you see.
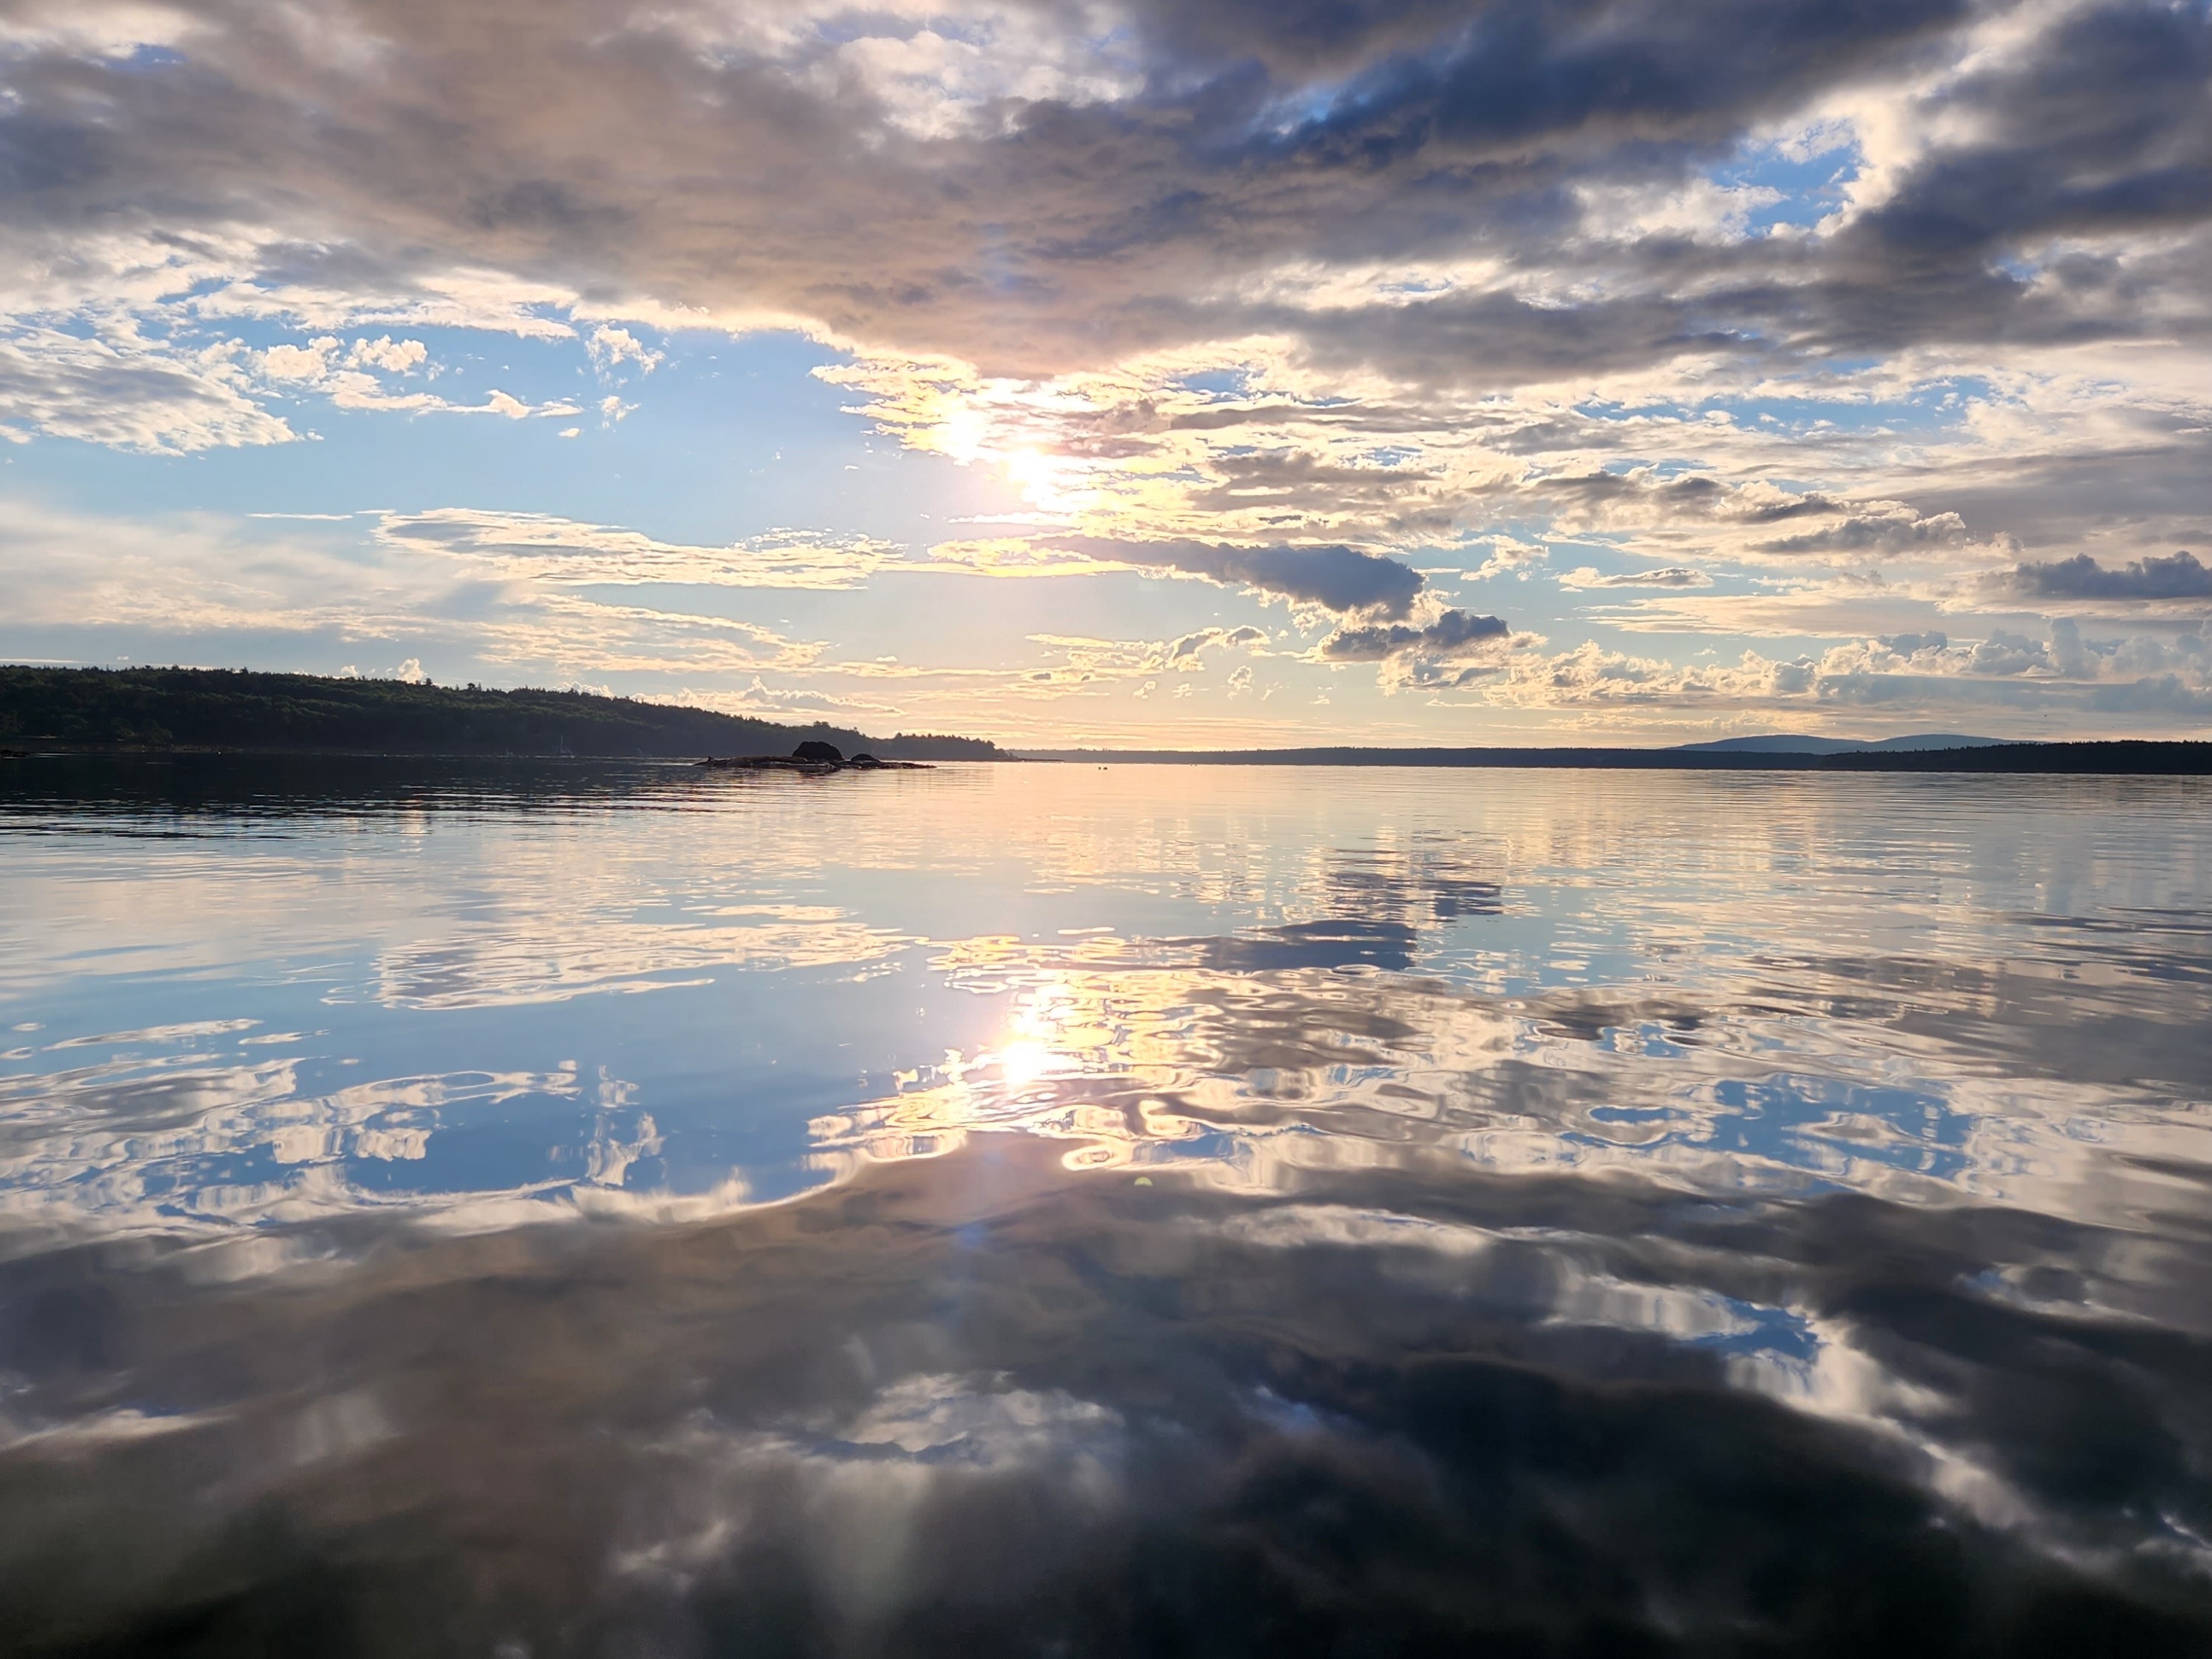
[0,666,1004,760]
[1670,733,2017,755]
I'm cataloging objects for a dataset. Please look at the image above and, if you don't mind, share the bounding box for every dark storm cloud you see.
[1832,3,2212,267]
[1061,537,1429,616]
[1319,607,1508,660]
[1254,0,1970,161]
[0,0,2202,383]
[2000,550,2212,603]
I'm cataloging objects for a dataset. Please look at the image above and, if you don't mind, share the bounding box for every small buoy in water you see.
[1133,1176,1153,1187]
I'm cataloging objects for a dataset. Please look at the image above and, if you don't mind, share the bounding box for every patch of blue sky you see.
[807,13,926,49]
[11,324,1003,553]
[1372,275,1456,301]
[1577,380,1983,443]
[1258,77,1352,137]
[1171,367,1254,399]
[110,43,189,72]
[1702,136,1859,236]
[1402,525,1547,580]
[1745,394,1976,446]
[1361,444,1424,469]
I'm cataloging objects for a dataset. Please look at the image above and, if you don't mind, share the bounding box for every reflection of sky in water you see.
[1,758,2209,1650]
[4,761,2209,1266]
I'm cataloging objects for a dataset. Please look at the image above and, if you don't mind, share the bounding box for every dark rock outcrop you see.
[696,753,930,773]
[791,740,843,762]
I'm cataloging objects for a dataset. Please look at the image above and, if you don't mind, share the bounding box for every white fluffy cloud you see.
[0,327,294,453]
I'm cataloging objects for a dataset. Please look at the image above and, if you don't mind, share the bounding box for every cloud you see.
[1470,537,1548,579]
[4,0,2200,390]
[375,511,1419,620]
[1562,567,1713,589]
[1751,511,1981,557]
[1471,620,2212,726]
[376,509,907,590]
[0,495,820,684]
[1479,642,1800,709]
[1167,625,1267,664]
[1995,550,2212,603]
[1055,539,1428,617]
[704,676,899,718]
[2087,674,2212,715]
[247,333,573,419]
[586,326,664,380]
[1880,631,1948,657]
[348,336,429,374]
[1319,609,1509,662]
[1965,631,2050,676]
[1026,627,1274,685]
[0,327,295,453]
[1522,474,2031,576]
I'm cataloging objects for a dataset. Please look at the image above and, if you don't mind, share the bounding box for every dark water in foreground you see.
[1,756,2209,1656]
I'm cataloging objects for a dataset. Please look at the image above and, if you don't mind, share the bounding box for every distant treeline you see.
[1821,740,2212,774]
[0,667,1003,761]
[1021,743,2212,774]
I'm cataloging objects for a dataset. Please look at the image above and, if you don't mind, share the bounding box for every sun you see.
[1003,446,1058,498]
[996,1039,1053,1087]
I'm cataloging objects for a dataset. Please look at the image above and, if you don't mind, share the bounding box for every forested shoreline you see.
[0,667,1003,760]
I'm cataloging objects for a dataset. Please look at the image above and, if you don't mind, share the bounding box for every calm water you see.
[1,756,2209,1655]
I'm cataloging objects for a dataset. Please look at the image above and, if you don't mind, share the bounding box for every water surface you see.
[2,757,2208,1655]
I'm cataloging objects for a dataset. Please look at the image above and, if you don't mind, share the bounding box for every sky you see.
[0,0,2208,747]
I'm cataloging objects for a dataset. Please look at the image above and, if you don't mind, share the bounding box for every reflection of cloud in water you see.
[1177,918,1420,973]
[0,1051,629,1242]
[371,907,913,1010]
[1321,835,1504,925]
[4,1143,2206,1652]
[617,1378,1128,1621]
[810,951,2209,1235]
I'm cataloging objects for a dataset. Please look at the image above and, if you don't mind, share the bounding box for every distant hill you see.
[1671,733,2015,754]
[0,667,1003,761]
